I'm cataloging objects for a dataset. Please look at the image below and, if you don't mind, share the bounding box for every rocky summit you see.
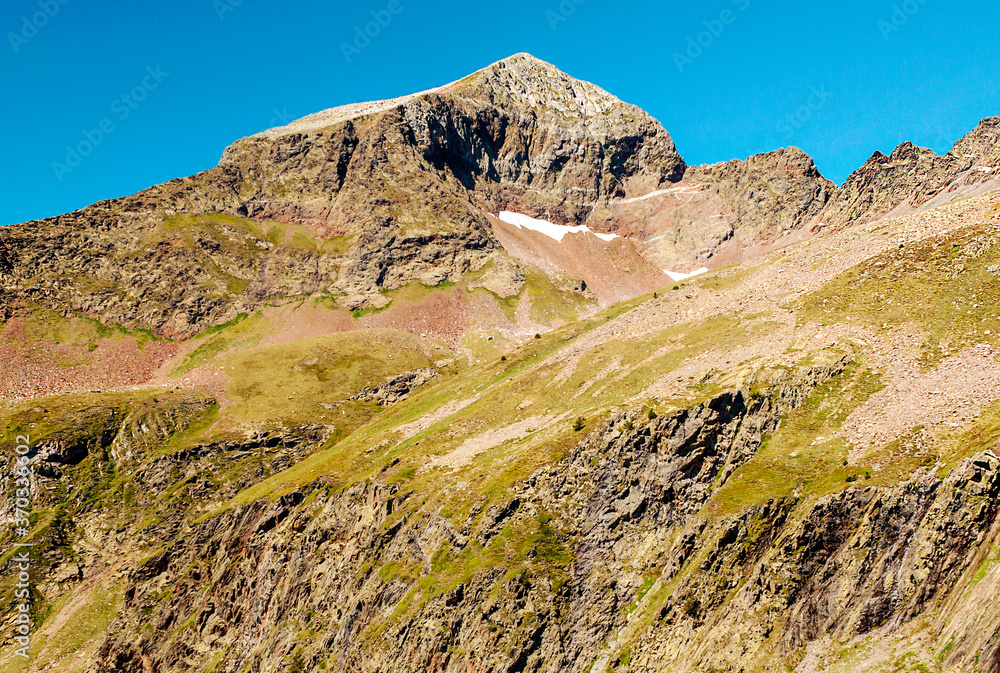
[2,54,1000,673]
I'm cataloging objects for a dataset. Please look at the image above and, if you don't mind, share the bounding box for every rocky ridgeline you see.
[1,56,998,337]
[826,116,1000,226]
[687,147,836,236]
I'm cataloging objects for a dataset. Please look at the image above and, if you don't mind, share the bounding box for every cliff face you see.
[84,364,1000,673]
[220,53,687,227]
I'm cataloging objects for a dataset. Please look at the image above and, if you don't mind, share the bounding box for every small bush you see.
[534,333,541,340]
[501,355,507,361]
[573,417,586,432]
[845,474,858,483]
[647,408,657,420]
[672,285,680,291]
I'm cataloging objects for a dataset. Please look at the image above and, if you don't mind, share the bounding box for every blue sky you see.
[2,0,998,226]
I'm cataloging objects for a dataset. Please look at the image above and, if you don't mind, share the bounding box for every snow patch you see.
[664,268,709,282]
[497,211,618,243]
[617,184,702,205]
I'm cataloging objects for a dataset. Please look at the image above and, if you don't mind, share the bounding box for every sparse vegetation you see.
[801,222,1000,368]
[705,361,884,515]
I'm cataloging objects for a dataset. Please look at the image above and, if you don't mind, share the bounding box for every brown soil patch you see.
[0,332,179,402]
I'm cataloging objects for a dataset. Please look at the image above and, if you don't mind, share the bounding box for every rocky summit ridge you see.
[2,53,1000,673]
[2,54,997,335]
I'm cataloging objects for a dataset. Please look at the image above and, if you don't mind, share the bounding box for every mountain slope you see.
[4,53,1000,673]
[0,55,690,347]
[4,189,1000,673]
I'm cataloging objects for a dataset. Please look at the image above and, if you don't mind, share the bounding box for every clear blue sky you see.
[3,0,998,226]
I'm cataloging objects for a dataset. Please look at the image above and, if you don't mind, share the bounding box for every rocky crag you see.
[826,117,1000,226]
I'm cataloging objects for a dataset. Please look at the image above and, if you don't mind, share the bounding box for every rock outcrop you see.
[346,367,440,406]
[591,147,837,268]
[0,54,690,338]
[824,116,1000,226]
[687,147,836,237]
[80,362,1000,673]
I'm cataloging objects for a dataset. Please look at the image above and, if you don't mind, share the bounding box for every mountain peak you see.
[473,52,562,77]
[247,51,660,150]
[464,52,630,120]
[952,116,1000,161]
[495,51,547,65]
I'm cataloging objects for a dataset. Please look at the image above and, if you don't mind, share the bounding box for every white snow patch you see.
[664,268,709,282]
[498,211,618,243]
[617,184,702,205]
